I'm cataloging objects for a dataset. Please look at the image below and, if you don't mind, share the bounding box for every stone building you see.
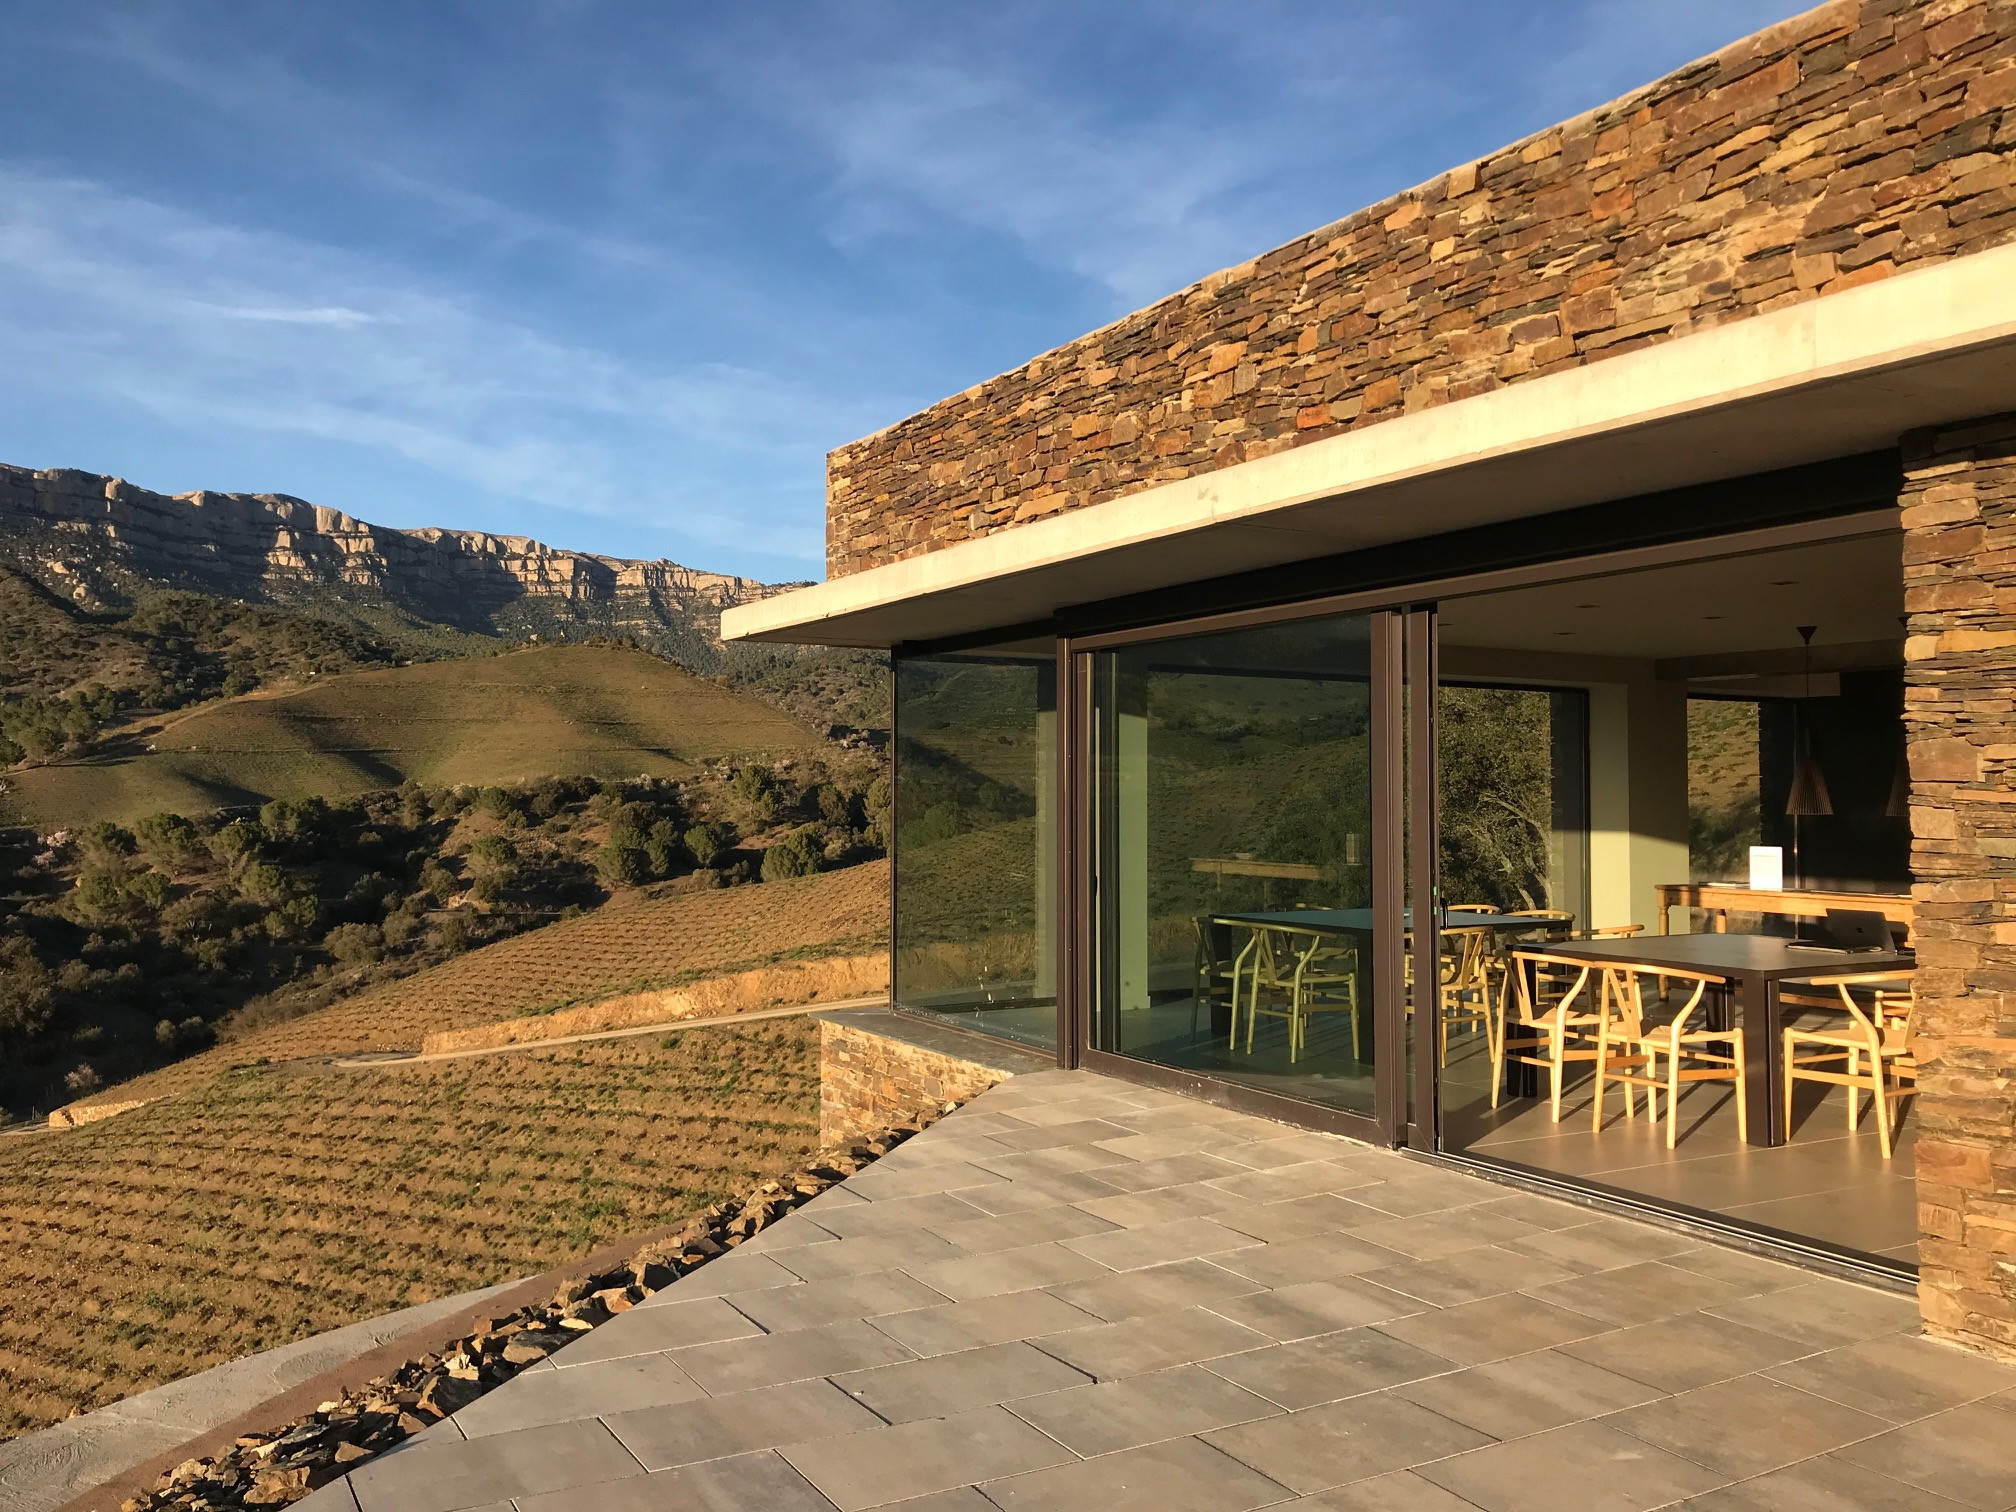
[729,0,2016,1359]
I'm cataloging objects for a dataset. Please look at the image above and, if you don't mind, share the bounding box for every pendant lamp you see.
[1784,626,1833,818]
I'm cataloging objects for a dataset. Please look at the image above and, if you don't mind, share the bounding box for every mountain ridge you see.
[0,462,797,659]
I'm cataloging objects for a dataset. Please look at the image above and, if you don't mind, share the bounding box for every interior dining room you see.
[1431,524,1919,1270]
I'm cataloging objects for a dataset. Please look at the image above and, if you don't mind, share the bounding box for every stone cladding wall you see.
[1902,411,2016,1363]
[818,1019,1013,1146]
[829,0,2016,577]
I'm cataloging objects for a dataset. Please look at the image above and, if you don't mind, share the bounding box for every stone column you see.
[1901,414,2016,1363]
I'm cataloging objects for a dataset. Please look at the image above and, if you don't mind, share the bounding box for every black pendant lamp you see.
[1785,626,1833,819]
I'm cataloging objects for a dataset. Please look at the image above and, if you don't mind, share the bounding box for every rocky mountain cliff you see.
[0,463,795,667]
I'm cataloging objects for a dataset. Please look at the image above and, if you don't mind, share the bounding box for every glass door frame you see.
[1060,608,1413,1146]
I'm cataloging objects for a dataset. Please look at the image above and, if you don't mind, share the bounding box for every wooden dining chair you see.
[1589,963,1745,1147]
[1782,971,1917,1157]
[1493,950,1611,1119]
[1282,924,1361,1062]
[1192,916,1237,1036]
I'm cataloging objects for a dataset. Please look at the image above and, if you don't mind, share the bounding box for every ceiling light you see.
[1703,614,1724,620]
[1771,579,1797,586]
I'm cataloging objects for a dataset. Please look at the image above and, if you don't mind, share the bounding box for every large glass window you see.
[1088,613,1377,1118]
[892,641,1057,1049]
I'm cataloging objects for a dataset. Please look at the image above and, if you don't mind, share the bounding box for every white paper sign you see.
[1749,846,1784,892]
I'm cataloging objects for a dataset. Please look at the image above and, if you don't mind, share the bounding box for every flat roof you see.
[725,243,2016,649]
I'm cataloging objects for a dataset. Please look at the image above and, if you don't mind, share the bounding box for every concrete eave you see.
[725,244,2016,649]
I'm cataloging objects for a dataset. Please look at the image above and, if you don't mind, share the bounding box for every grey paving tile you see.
[1204,1161,1370,1206]
[346,1417,644,1512]
[1033,1304,1274,1380]
[926,1202,1121,1254]
[1352,1206,1546,1260]
[1048,1256,1263,1322]
[909,1239,1114,1301]
[1373,1294,1614,1365]
[549,1296,763,1366]
[869,1288,1104,1358]
[1501,1215,1700,1273]
[1704,1278,1922,1350]
[880,1132,1022,1165]
[1204,1325,1458,1409]
[647,1250,803,1300]
[807,1191,995,1240]
[1392,1347,1663,1440]
[978,1144,1140,1179]
[1358,1244,1580,1308]
[839,1159,1011,1202]
[1086,1151,1255,1194]
[773,1228,968,1282]
[1061,1215,1260,1271]
[1610,1374,1895,1480]
[1557,1310,1820,1393]
[727,1270,951,1333]
[779,1405,1075,1512]
[604,1377,883,1468]
[954,1166,1128,1214]
[831,1339,1091,1423]
[985,1117,1141,1151]
[1206,1276,1425,1341]
[1415,1419,1727,1512]
[1763,1332,2016,1422]
[872,1489,1001,1512]
[1007,1363,1281,1455]
[1212,1132,1364,1169]
[1095,1128,1251,1161]
[1202,1390,1492,1494]
[1676,1452,1979,1510]
[453,1351,703,1438]
[1342,1170,1497,1218]
[1521,1260,1754,1328]
[1831,1396,2016,1509]
[932,1110,1056,1138]
[1074,1183,1246,1229]
[1659,1243,1817,1294]
[514,1448,840,1512]
[291,1483,362,1512]
[1207,1231,1409,1289]
[1286,1469,1483,1510]
[1214,1194,1396,1243]
[981,1433,1291,1512]
[670,1317,915,1395]
[1462,1191,1595,1231]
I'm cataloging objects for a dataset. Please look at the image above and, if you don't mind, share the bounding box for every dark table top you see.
[1214,908,1552,933]
[1530,932,1916,981]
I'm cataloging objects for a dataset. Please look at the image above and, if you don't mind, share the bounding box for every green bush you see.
[208,820,262,864]
[760,828,823,882]
[597,824,652,886]
[683,823,725,869]
[134,812,202,863]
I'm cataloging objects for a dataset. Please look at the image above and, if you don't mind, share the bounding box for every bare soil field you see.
[63,858,889,1111]
[0,1018,819,1439]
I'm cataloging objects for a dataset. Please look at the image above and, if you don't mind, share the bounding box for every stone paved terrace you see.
[296,1070,2016,1512]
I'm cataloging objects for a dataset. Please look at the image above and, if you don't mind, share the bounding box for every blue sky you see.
[0,1,1797,584]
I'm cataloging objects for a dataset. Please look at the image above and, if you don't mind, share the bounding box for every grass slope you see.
[7,644,819,828]
[71,859,890,1109]
[0,1019,818,1438]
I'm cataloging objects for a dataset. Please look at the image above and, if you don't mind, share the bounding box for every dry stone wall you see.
[829,0,2016,576]
[819,1018,1014,1146]
[1902,411,2016,1363]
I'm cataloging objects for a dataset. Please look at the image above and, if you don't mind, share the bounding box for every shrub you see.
[135,812,202,863]
[71,870,134,921]
[644,820,683,878]
[325,922,383,966]
[761,828,823,882]
[76,822,136,865]
[683,823,726,869]
[597,825,651,887]
[473,786,525,826]
[125,870,172,912]
[468,835,519,878]
[63,1063,102,1097]
[73,1024,106,1053]
[0,941,56,1039]
[236,862,296,909]
[208,820,262,864]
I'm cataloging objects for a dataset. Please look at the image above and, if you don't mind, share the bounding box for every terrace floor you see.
[298,1068,2016,1512]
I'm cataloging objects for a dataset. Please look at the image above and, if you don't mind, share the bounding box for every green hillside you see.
[5,644,820,828]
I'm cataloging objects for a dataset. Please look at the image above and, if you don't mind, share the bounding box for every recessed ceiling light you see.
[1770,580,1797,586]
[1555,630,1574,636]
[1574,603,1599,610]
[1704,614,1725,620]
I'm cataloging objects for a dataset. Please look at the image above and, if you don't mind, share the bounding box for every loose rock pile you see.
[113,1116,940,1511]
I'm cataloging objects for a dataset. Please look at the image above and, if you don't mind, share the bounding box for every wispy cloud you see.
[0,166,869,564]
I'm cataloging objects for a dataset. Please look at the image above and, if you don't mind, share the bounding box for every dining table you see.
[1530,932,1916,1147]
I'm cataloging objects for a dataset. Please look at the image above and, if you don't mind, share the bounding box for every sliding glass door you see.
[1082,611,1388,1123]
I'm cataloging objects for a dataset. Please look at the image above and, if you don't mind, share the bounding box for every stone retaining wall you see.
[828,0,2016,577]
[1901,410,2016,1363]
[818,1019,1015,1147]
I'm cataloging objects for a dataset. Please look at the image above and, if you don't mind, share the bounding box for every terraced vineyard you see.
[76,859,890,1110]
[0,1019,820,1439]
